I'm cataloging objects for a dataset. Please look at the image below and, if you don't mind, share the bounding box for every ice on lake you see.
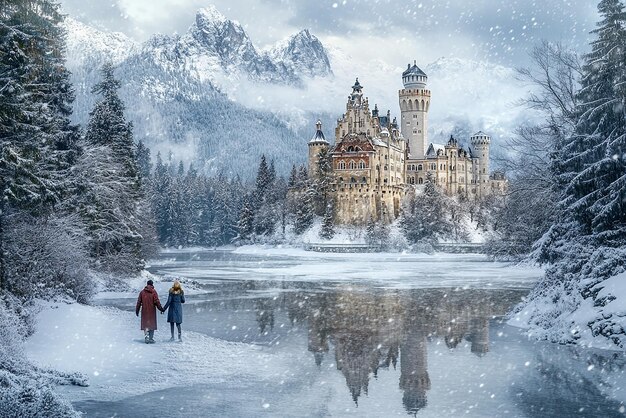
[74,249,626,417]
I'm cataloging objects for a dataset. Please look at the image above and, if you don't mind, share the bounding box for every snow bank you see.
[0,294,84,417]
[510,271,626,350]
[24,302,268,402]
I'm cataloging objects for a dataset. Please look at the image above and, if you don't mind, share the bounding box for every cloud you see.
[60,0,598,68]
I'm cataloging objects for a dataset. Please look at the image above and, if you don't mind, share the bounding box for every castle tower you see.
[470,131,491,197]
[399,61,430,159]
[308,120,329,178]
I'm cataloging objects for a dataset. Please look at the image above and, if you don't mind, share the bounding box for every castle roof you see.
[426,143,445,157]
[309,120,328,144]
[402,62,427,77]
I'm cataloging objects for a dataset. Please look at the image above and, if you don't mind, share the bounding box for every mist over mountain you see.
[64,5,531,178]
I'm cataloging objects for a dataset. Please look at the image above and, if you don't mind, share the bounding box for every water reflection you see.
[251,287,524,414]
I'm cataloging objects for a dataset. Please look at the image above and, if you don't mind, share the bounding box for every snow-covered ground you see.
[510,271,626,351]
[23,301,270,403]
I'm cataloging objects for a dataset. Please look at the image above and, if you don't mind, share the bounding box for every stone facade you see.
[308,63,507,225]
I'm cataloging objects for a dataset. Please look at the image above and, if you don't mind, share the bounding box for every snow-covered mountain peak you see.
[63,17,138,67]
[196,5,228,25]
[267,29,332,78]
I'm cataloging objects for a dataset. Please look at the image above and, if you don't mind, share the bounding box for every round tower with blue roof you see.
[399,61,430,159]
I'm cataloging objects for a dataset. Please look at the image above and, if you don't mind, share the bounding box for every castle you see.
[308,61,506,224]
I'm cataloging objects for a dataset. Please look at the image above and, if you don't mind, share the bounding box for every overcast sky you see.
[60,0,599,68]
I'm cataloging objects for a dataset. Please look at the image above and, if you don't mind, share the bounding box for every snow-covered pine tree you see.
[254,155,277,236]
[0,0,88,296]
[238,198,255,241]
[400,173,453,244]
[135,140,152,181]
[81,62,143,272]
[294,185,315,235]
[312,147,333,215]
[559,0,626,239]
[152,152,174,244]
[288,165,298,188]
[319,200,335,240]
[519,0,626,347]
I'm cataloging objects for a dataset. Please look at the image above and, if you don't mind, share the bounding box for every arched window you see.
[418,177,423,184]
[409,176,415,184]
[347,146,354,152]
[361,177,367,183]
[350,177,357,183]
[384,165,388,170]
[338,160,346,170]
[348,160,356,169]
[417,164,423,171]
[358,160,366,169]
[338,177,344,183]
[408,100,413,110]
[421,99,425,110]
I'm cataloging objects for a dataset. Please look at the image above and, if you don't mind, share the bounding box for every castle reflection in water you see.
[253,287,525,415]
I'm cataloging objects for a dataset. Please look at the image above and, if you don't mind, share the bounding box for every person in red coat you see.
[135,280,164,344]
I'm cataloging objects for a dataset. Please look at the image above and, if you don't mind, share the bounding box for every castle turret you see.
[470,131,491,197]
[399,61,430,159]
[308,120,329,178]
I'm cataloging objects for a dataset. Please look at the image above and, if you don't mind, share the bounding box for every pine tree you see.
[0,0,83,292]
[319,200,335,240]
[238,199,255,241]
[562,0,626,236]
[288,165,298,188]
[135,140,152,181]
[294,186,315,235]
[312,147,333,215]
[80,63,143,272]
[540,0,626,263]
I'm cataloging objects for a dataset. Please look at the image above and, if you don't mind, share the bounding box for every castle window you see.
[384,179,388,183]
[358,160,366,169]
[384,165,388,170]
[351,177,357,183]
[483,168,486,173]
[348,161,356,169]
[413,114,417,119]
[418,177,423,184]
[347,146,354,152]
[409,176,415,184]
[338,160,346,170]
[413,129,418,134]
[338,177,344,183]
[361,177,367,183]
[418,164,423,171]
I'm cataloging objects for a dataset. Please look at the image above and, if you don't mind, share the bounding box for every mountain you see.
[63,6,335,178]
[267,29,333,79]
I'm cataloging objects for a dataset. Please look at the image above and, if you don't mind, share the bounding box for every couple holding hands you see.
[136,279,185,343]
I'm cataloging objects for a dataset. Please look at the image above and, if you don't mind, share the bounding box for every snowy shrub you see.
[5,212,94,304]
[0,294,86,417]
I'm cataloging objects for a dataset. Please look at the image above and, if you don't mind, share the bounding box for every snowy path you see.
[23,302,269,402]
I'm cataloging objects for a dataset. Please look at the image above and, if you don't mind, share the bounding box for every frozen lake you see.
[77,248,626,417]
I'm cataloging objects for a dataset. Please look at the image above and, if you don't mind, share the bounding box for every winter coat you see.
[163,290,185,324]
[136,285,163,330]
